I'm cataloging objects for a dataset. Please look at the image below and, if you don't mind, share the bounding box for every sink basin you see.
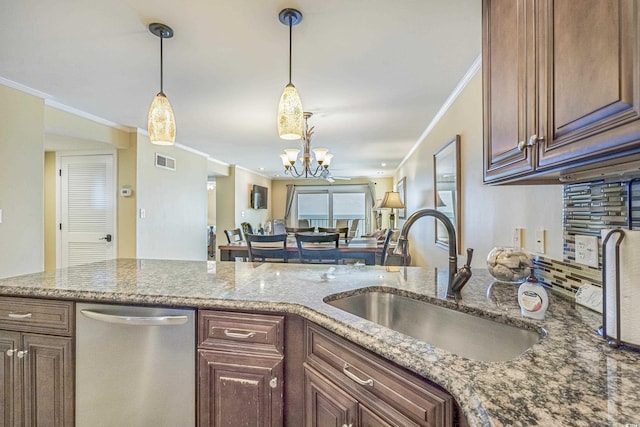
[325,291,542,362]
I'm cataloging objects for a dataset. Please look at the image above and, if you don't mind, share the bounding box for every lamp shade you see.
[312,148,329,163]
[277,83,304,140]
[148,92,176,145]
[381,191,405,209]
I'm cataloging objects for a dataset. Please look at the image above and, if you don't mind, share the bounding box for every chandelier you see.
[280,112,333,178]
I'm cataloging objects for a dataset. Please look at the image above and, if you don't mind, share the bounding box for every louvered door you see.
[59,154,116,267]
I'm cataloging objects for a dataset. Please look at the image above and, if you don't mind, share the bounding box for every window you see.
[289,184,374,236]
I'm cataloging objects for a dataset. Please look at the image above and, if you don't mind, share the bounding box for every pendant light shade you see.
[148,23,176,146]
[278,83,304,140]
[148,93,176,145]
[277,9,304,140]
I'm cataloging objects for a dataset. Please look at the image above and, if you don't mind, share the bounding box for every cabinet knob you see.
[269,377,278,389]
[16,350,27,359]
[6,349,16,357]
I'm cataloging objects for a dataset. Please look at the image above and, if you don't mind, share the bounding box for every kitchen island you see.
[0,259,638,427]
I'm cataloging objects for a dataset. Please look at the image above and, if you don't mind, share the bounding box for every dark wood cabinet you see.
[483,0,640,183]
[0,297,74,427]
[197,310,285,427]
[304,322,459,427]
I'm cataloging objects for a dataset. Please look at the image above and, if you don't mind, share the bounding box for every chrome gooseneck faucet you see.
[396,208,474,299]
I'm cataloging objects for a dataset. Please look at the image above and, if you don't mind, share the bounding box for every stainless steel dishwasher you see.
[76,303,195,427]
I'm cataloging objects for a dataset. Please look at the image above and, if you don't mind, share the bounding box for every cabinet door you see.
[198,350,283,427]
[21,334,74,427]
[359,405,395,427]
[483,0,538,182]
[304,366,357,427]
[537,0,640,170]
[0,331,21,427]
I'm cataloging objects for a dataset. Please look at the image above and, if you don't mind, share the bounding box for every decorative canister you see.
[486,247,533,283]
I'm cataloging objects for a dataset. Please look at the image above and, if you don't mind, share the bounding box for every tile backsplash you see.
[533,178,640,298]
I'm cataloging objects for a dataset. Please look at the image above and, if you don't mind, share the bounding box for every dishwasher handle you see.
[80,309,189,326]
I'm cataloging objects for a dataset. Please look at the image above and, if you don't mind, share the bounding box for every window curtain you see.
[367,182,376,207]
[284,184,296,224]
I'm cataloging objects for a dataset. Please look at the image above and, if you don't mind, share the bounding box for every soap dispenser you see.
[518,273,549,320]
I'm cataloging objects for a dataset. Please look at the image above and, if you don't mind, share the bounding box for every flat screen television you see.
[251,185,268,209]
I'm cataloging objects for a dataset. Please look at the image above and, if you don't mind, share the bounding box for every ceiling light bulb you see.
[284,148,300,163]
[313,148,329,163]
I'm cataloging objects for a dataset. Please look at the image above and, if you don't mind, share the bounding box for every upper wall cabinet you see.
[483,0,640,184]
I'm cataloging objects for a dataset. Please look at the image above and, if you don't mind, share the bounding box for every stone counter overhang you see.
[0,259,638,427]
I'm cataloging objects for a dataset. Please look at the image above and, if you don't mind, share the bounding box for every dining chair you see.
[295,232,340,264]
[298,219,310,228]
[286,226,314,234]
[245,233,288,263]
[348,218,360,240]
[377,229,393,265]
[335,219,349,229]
[224,228,244,244]
[318,227,349,241]
[240,222,253,236]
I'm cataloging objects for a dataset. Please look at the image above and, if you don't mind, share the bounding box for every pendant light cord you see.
[288,15,293,85]
[160,34,164,94]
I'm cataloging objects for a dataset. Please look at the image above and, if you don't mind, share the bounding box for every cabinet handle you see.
[8,312,32,319]
[342,363,374,387]
[16,350,27,359]
[6,349,16,357]
[223,329,256,339]
[269,377,278,389]
[517,135,544,152]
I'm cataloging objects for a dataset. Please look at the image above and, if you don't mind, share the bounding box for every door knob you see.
[99,234,112,242]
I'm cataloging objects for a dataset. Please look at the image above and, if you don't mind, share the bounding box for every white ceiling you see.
[0,0,481,179]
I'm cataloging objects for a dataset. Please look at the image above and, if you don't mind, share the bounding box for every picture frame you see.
[396,177,407,219]
[433,135,461,253]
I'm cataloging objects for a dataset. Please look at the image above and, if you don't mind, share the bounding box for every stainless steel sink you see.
[325,291,542,362]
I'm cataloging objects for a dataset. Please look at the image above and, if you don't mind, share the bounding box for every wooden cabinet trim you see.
[0,297,74,336]
[305,322,453,427]
[198,310,284,355]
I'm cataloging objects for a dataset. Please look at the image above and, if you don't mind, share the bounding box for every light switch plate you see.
[535,229,546,253]
[575,283,603,313]
[575,234,598,267]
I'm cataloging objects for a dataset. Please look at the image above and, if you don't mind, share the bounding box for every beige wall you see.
[44,152,56,270]
[0,85,45,278]
[395,70,563,268]
[216,166,271,238]
[207,185,216,226]
[136,132,209,261]
[117,134,137,258]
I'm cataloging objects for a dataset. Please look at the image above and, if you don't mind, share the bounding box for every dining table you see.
[218,235,382,265]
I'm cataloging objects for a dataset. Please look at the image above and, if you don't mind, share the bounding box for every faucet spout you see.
[396,208,473,299]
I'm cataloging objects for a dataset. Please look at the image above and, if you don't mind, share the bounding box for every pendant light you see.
[148,23,176,146]
[277,8,304,140]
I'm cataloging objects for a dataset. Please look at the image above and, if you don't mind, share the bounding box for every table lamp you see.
[380,191,405,230]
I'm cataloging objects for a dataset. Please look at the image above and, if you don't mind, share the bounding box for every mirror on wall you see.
[433,135,461,253]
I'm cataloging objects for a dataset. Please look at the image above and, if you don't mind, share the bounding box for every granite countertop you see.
[0,259,638,427]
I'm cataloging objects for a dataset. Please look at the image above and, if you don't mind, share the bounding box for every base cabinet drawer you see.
[305,322,458,427]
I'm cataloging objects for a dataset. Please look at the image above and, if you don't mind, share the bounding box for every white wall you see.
[136,133,209,261]
[0,85,44,278]
[395,69,563,269]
